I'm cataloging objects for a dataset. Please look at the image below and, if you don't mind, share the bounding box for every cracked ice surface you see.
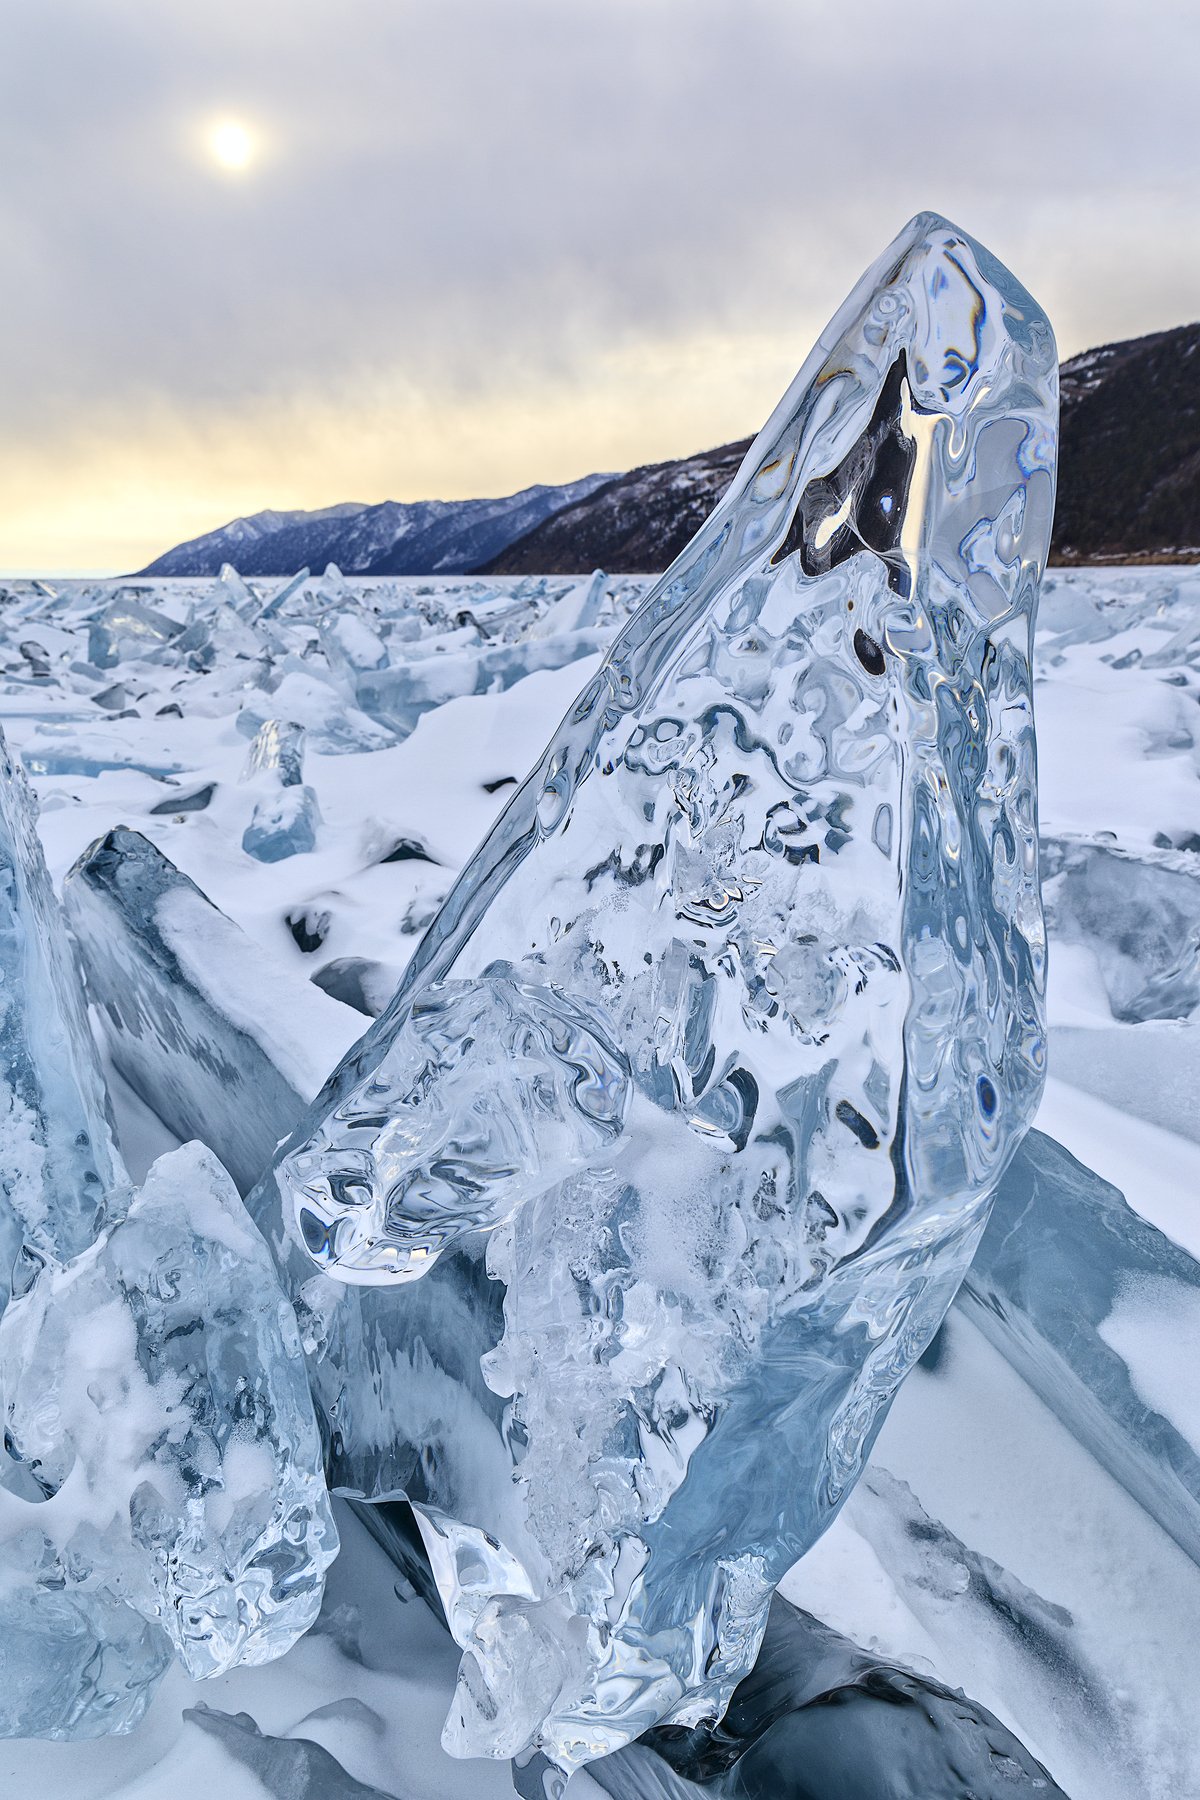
[256,213,1058,1767]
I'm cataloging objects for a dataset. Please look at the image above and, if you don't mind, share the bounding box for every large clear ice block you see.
[251,213,1057,1767]
[66,815,1082,1791]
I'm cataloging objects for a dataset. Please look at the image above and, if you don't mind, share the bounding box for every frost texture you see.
[251,213,1058,1767]
[0,738,337,1739]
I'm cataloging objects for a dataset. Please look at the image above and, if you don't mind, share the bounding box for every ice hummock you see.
[246,213,1058,1768]
[0,734,337,1739]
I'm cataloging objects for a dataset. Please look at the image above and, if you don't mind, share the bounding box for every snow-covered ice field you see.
[1,563,1198,1798]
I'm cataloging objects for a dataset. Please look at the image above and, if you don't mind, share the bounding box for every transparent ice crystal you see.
[0,1143,338,1685]
[264,213,1057,1767]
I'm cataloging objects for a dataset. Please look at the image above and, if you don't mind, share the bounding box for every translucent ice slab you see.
[354,625,610,739]
[240,719,321,862]
[87,595,181,669]
[1043,834,1200,1023]
[63,827,362,1194]
[0,732,123,1304]
[0,1142,338,1691]
[962,1126,1200,1563]
[254,212,1057,1767]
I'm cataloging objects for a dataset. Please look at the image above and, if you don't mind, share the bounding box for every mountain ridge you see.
[141,323,1200,578]
[486,324,1200,573]
[137,475,615,579]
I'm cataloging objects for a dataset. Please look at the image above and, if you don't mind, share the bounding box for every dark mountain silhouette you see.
[486,325,1200,573]
[1053,324,1200,563]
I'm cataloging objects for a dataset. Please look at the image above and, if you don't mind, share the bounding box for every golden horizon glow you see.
[206,118,258,174]
[0,324,798,574]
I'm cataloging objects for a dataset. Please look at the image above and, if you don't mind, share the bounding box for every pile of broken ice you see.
[0,213,1195,1797]
[0,735,337,1738]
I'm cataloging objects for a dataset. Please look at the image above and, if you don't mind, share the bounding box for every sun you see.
[206,119,258,174]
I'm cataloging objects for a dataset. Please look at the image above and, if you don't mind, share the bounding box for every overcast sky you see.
[3,0,1198,572]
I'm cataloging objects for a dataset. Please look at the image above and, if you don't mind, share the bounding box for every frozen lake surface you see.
[1,564,1198,1798]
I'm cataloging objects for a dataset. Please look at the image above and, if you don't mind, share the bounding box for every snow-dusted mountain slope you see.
[139,474,615,578]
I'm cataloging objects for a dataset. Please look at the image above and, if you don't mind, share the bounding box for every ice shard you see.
[1042,834,1200,1024]
[513,1596,1068,1800]
[1040,834,1200,1140]
[353,625,610,740]
[246,213,1056,1767]
[0,732,123,1304]
[86,594,182,669]
[0,1142,338,1683]
[241,719,321,862]
[256,568,311,622]
[66,827,512,1504]
[63,827,362,1194]
[0,746,337,1737]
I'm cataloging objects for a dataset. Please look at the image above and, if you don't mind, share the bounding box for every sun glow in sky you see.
[206,117,257,173]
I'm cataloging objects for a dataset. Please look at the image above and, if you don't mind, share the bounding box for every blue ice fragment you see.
[244,720,307,788]
[241,720,321,861]
[256,567,311,623]
[243,784,320,862]
[63,827,363,1195]
[354,626,610,739]
[0,1141,338,1686]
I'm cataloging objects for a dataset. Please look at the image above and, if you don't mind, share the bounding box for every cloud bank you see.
[3,0,1197,569]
